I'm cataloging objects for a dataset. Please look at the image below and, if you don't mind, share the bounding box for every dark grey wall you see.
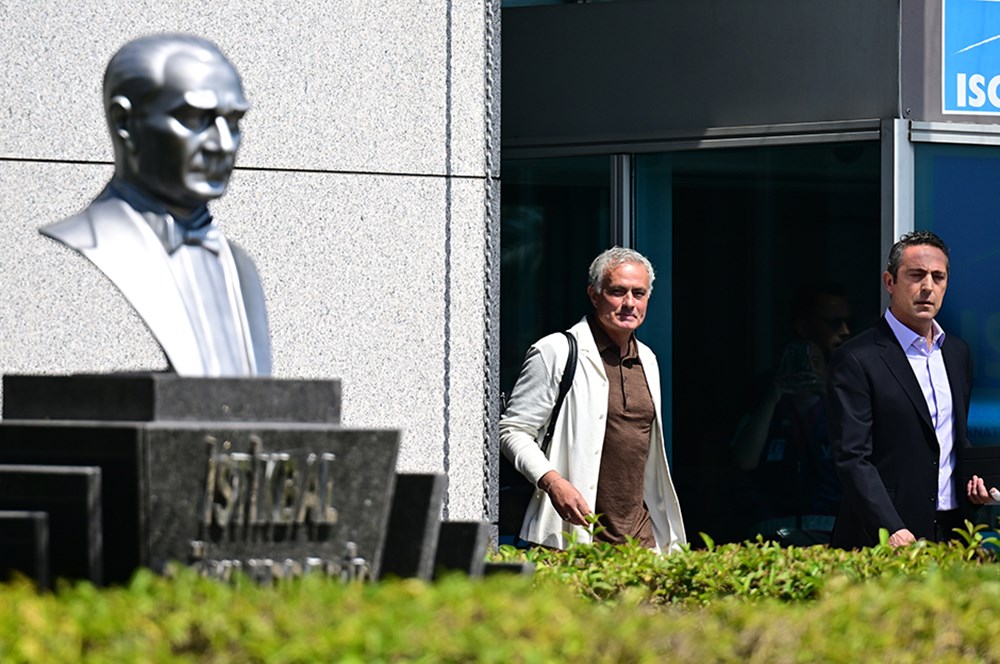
[503,0,901,150]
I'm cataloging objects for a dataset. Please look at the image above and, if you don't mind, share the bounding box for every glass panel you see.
[500,157,611,396]
[635,142,882,543]
[915,143,1000,446]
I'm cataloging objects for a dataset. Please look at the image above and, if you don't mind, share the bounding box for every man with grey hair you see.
[500,247,686,551]
[40,33,270,376]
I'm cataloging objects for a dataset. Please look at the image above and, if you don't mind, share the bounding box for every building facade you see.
[503,0,1000,541]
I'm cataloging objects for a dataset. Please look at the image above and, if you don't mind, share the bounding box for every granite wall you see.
[0,1,501,521]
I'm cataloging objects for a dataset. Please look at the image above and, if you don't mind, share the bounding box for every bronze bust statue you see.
[40,34,271,376]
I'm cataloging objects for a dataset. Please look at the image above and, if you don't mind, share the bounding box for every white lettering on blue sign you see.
[943,0,1000,115]
[954,72,1000,108]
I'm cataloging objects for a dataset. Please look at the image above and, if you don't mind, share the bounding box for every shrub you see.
[0,525,997,662]
[492,523,999,605]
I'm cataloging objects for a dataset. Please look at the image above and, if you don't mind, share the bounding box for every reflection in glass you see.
[915,143,1000,446]
[635,142,881,542]
[500,157,610,396]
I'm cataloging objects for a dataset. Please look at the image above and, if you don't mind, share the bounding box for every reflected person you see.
[40,33,270,376]
[731,286,850,544]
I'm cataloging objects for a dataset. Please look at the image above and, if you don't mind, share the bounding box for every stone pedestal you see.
[379,473,446,580]
[0,511,49,589]
[3,374,341,423]
[0,465,101,583]
[0,374,397,584]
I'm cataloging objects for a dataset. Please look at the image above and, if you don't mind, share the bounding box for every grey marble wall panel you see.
[0,163,168,379]
[1,166,489,518]
[449,0,493,178]
[214,170,452,476]
[442,179,489,520]
[1,2,490,177]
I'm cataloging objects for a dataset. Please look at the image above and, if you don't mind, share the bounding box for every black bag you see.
[498,331,578,536]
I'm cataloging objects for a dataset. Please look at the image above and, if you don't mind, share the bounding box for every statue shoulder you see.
[226,239,252,264]
[40,191,139,251]
[40,209,97,250]
[227,240,264,283]
[224,238,271,375]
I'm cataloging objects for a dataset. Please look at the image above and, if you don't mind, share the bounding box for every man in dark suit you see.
[828,230,988,549]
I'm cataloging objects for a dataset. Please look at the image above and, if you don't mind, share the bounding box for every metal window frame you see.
[503,119,881,160]
[910,121,1000,147]
[610,154,632,247]
[563,119,885,252]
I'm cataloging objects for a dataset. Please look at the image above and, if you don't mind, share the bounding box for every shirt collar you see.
[587,314,639,361]
[107,179,219,254]
[885,307,945,352]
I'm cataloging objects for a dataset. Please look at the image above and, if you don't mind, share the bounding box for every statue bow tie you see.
[166,220,223,255]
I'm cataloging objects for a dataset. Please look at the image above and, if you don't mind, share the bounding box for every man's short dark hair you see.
[885,230,950,278]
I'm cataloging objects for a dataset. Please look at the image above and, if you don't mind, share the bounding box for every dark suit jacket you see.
[827,316,973,549]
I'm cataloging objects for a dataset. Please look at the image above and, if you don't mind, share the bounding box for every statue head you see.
[104,34,250,217]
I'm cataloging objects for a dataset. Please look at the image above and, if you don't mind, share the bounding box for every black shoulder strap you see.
[540,331,577,455]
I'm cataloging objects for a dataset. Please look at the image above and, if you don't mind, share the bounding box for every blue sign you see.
[943,0,1000,114]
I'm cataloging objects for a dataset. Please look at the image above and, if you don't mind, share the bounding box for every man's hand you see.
[888,528,917,547]
[967,474,1000,505]
[539,471,592,527]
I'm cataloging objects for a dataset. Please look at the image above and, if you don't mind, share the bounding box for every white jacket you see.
[499,317,686,552]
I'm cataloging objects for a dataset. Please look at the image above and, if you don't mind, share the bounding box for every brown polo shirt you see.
[587,315,656,548]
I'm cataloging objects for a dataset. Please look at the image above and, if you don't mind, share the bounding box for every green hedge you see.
[493,526,999,604]
[1,527,999,662]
